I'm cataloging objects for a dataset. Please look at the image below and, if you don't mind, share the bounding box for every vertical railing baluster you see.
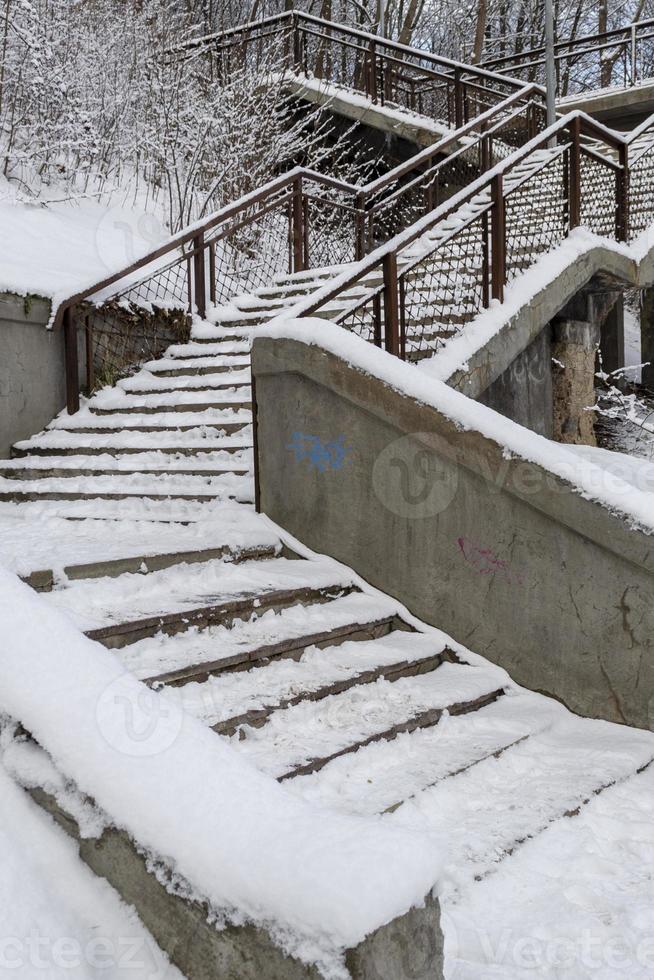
[568,117,581,230]
[382,252,400,356]
[63,306,80,416]
[209,239,216,306]
[490,173,506,302]
[617,143,629,241]
[193,231,206,318]
[85,314,94,395]
[292,175,305,273]
[631,24,638,86]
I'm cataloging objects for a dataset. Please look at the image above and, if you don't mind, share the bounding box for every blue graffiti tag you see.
[287,432,353,472]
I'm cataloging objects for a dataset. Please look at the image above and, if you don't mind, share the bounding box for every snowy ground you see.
[0,180,168,305]
[0,761,181,980]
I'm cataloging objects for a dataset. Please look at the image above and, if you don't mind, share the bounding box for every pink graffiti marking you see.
[456,537,524,586]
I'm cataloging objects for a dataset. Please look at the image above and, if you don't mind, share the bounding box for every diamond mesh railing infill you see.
[504,147,569,287]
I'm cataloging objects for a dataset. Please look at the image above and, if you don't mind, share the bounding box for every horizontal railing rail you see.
[476,17,654,93]
[165,11,537,131]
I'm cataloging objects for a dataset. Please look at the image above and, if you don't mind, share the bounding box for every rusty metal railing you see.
[167,11,534,129]
[52,80,545,415]
[476,18,654,94]
[286,110,654,364]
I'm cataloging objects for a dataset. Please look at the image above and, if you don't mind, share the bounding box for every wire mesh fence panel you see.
[81,301,191,392]
[399,213,488,361]
[210,205,292,305]
[117,254,191,311]
[305,195,357,268]
[504,151,567,286]
[334,287,383,347]
[628,139,654,237]
[579,152,618,237]
[366,142,486,249]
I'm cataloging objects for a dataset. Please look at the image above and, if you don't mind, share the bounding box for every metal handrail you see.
[284,107,654,357]
[478,16,654,89]
[167,10,533,92]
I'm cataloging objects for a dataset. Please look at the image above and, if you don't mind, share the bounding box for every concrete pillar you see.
[551,317,601,445]
[599,295,625,376]
[641,287,654,389]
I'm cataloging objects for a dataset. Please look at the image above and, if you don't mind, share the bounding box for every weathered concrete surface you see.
[0,293,65,459]
[641,285,654,388]
[552,318,600,445]
[477,327,553,437]
[253,336,654,730]
[445,241,654,401]
[599,295,625,375]
[31,787,444,980]
[284,76,454,150]
[558,79,654,127]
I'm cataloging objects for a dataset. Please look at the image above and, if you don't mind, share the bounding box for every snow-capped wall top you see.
[0,568,444,979]
[256,316,654,536]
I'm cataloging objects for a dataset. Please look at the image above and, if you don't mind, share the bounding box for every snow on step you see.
[169,629,448,729]
[388,713,654,886]
[449,763,654,979]
[290,691,562,816]
[0,470,252,500]
[231,662,505,779]
[0,495,258,524]
[142,355,251,374]
[0,450,251,475]
[0,507,279,578]
[89,387,251,412]
[118,371,252,394]
[13,428,252,453]
[46,407,251,432]
[121,591,401,680]
[43,556,356,632]
[165,340,251,358]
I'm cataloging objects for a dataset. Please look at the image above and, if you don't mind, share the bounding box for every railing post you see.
[193,231,206,318]
[63,306,80,416]
[368,41,378,102]
[631,24,638,86]
[209,240,216,305]
[453,67,464,128]
[617,143,629,242]
[568,117,581,231]
[355,192,366,260]
[293,14,302,72]
[292,175,305,273]
[85,314,94,395]
[382,251,400,356]
[490,173,506,303]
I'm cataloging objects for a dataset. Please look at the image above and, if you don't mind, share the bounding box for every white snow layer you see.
[0,567,444,978]
[0,758,181,980]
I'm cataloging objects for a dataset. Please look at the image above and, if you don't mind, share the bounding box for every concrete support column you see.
[551,318,601,445]
[641,287,654,389]
[599,295,625,377]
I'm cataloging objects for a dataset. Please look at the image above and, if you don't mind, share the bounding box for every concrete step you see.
[212,644,454,738]
[12,441,251,458]
[89,399,251,416]
[23,541,277,591]
[229,659,506,781]
[152,614,411,690]
[86,582,358,649]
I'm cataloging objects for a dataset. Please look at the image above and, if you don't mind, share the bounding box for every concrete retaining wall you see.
[0,293,64,458]
[252,336,654,731]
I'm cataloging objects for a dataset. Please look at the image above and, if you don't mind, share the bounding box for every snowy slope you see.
[0,759,181,980]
